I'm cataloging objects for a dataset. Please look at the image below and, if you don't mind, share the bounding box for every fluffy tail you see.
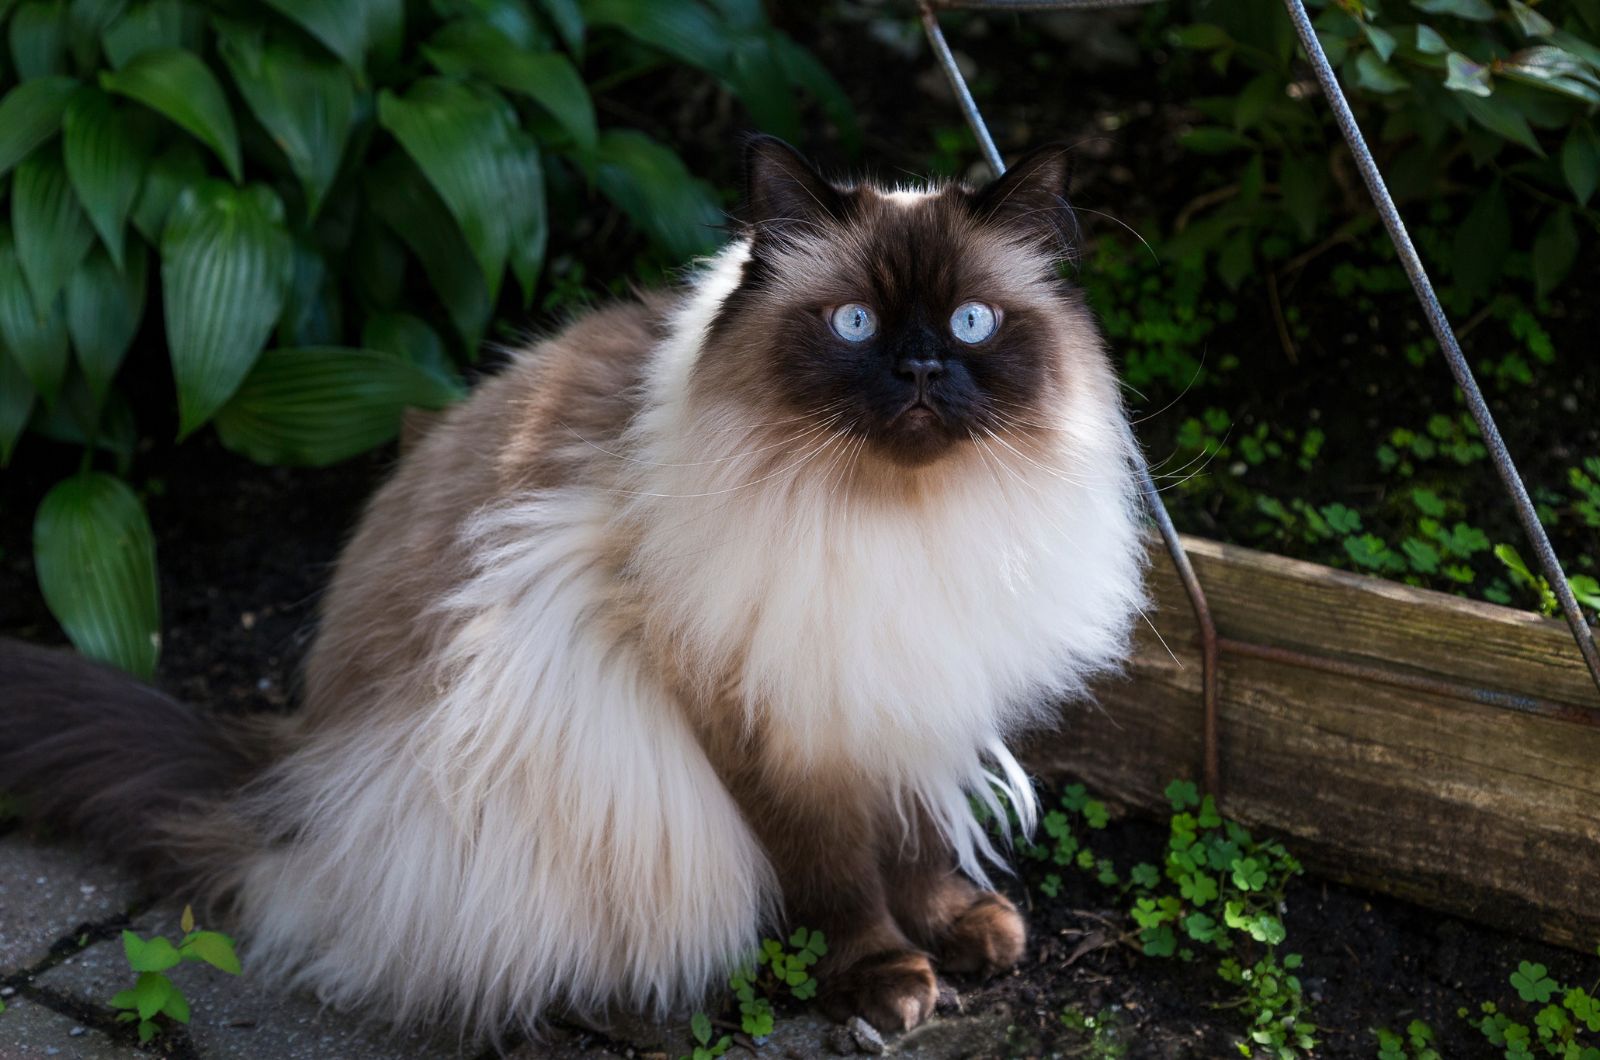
[0,638,273,890]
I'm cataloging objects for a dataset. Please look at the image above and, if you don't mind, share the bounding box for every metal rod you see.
[920,2,1224,797]
[1216,636,1600,728]
[1283,0,1600,696]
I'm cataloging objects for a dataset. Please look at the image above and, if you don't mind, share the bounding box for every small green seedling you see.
[682,927,829,1056]
[1374,1019,1441,1059]
[685,1011,730,1060]
[1460,945,1600,1059]
[110,905,240,1044]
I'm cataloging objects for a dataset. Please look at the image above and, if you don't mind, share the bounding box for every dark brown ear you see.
[968,143,1079,253]
[738,134,845,241]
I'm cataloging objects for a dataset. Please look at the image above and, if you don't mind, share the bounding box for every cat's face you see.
[700,137,1096,470]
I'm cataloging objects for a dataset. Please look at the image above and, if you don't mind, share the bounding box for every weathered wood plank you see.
[1028,535,1600,950]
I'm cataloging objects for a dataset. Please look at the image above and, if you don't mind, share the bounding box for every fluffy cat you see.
[0,137,1147,1040]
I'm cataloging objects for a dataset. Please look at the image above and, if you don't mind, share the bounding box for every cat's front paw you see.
[936,891,1026,977]
[819,948,938,1032]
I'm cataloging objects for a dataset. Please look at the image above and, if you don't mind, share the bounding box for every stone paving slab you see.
[1,994,137,1058]
[0,838,139,972]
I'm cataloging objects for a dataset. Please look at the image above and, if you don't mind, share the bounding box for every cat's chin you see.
[869,411,966,468]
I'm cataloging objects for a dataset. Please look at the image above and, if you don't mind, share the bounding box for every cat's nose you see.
[896,357,944,390]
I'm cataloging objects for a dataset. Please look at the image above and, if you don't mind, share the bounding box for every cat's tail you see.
[0,638,276,893]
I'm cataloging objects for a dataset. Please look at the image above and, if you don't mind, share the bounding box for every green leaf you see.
[1532,209,1579,298]
[726,32,800,140]
[771,31,859,154]
[1279,153,1327,239]
[1563,124,1599,205]
[1415,24,1449,55]
[1363,23,1396,63]
[10,0,68,80]
[13,146,97,312]
[690,1011,712,1046]
[0,75,79,179]
[594,128,722,260]
[160,181,293,437]
[536,0,584,56]
[583,0,730,76]
[1443,51,1492,96]
[1410,0,1494,21]
[1178,126,1254,154]
[217,27,356,217]
[0,224,70,404]
[35,474,160,677]
[1356,50,1409,93]
[101,47,241,181]
[181,930,240,974]
[66,243,146,403]
[63,86,148,269]
[66,0,127,71]
[365,153,489,350]
[128,139,202,243]
[129,971,171,1020]
[275,241,339,347]
[0,349,36,464]
[216,346,460,467]
[159,986,190,1023]
[1499,46,1600,104]
[378,79,521,294]
[261,0,401,74]
[501,131,545,303]
[123,932,181,972]
[361,311,460,393]
[100,0,197,70]
[1508,0,1555,37]
[1458,92,1544,155]
[421,21,596,155]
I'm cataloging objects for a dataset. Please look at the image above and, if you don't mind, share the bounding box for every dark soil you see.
[4,3,1598,1059]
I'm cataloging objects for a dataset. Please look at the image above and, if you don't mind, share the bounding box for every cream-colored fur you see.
[220,235,1144,1038]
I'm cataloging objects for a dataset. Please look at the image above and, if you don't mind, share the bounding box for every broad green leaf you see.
[0,75,79,178]
[1279,153,1327,239]
[66,243,145,402]
[13,146,97,311]
[365,154,488,349]
[160,181,293,437]
[129,972,170,1020]
[160,988,190,1024]
[63,87,147,268]
[65,0,127,71]
[275,240,340,347]
[1355,50,1409,93]
[123,932,181,972]
[1509,0,1555,36]
[727,33,800,140]
[0,224,70,404]
[101,47,241,181]
[27,372,137,469]
[261,0,402,74]
[217,28,356,216]
[1415,25,1448,55]
[1362,23,1396,63]
[1532,209,1579,298]
[0,349,36,464]
[181,930,239,974]
[360,311,460,393]
[421,21,596,155]
[594,128,724,260]
[100,0,197,69]
[502,131,545,303]
[34,472,160,677]
[1499,46,1600,104]
[1458,91,1544,154]
[10,0,68,80]
[582,0,730,75]
[1562,123,1599,204]
[536,0,584,55]
[1410,0,1494,21]
[216,346,459,466]
[1443,51,1491,96]
[128,139,201,242]
[378,79,519,294]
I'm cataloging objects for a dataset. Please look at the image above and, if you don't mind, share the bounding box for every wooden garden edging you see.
[1028,534,1600,951]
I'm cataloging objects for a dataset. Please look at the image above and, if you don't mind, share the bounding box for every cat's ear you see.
[739,134,845,241]
[968,143,1079,254]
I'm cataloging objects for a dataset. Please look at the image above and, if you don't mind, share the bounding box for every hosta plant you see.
[0,0,852,678]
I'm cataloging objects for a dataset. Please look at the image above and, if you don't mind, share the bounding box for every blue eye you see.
[950,301,998,344]
[830,303,878,342]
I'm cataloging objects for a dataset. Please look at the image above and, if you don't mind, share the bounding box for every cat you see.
[0,136,1147,1041]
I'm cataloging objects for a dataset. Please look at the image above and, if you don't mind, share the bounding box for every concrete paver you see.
[0,839,139,972]
[0,995,139,1058]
